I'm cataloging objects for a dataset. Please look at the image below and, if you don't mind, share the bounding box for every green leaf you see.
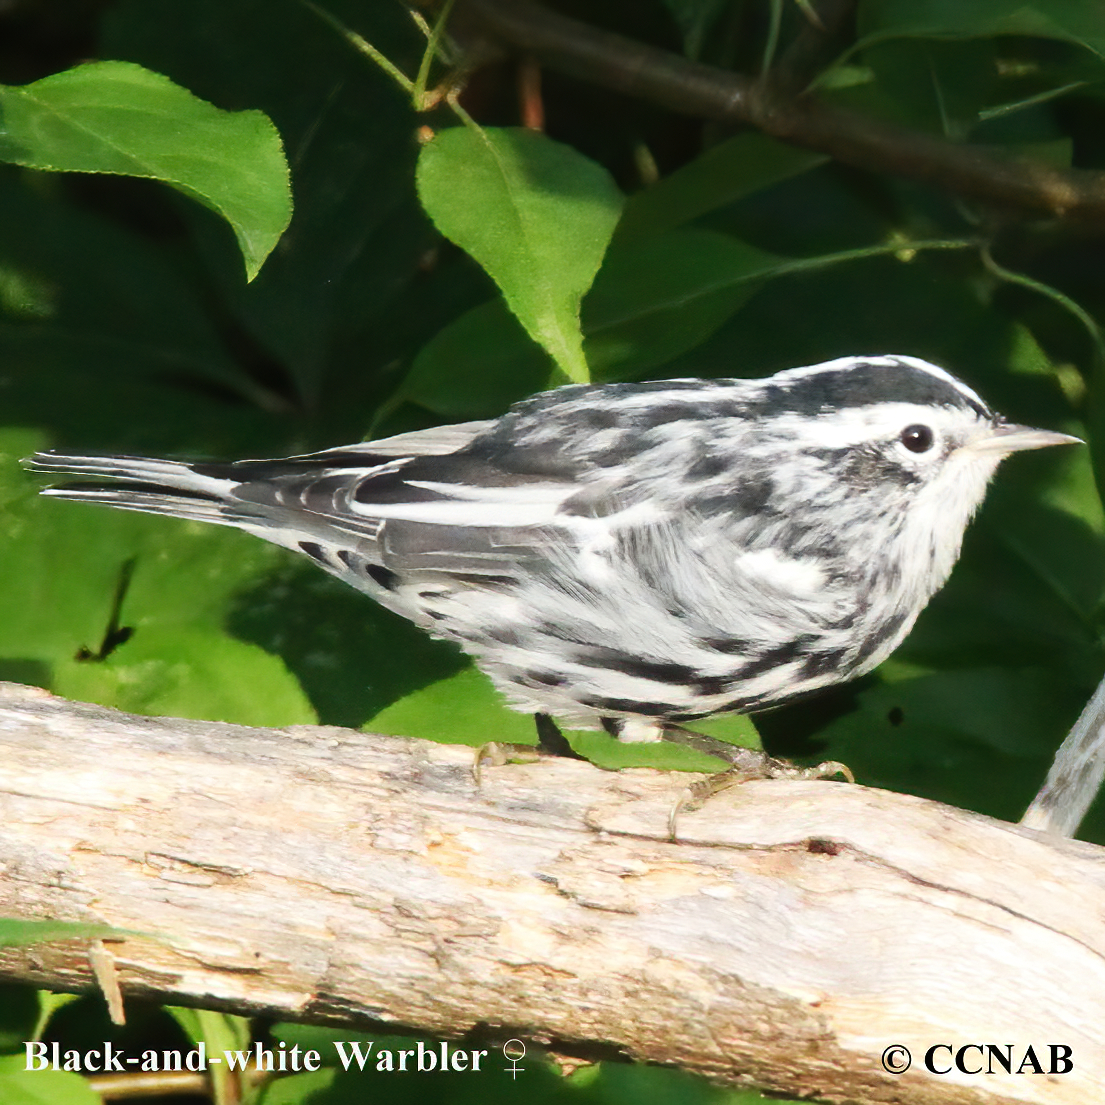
[566,730,733,772]
[0,919,128,948]
[860,37,1000,137]
[101,0,434,410]
[31,993,81,1046]
[583,229,781,381]
[573,1057,806,1105]
[661,0,733,59]
[257,1069,338,1104]
[416,126,624,383]
[228,562,468,730]
[167,1008,251,1105]
[407,230,785,415]
[0,61,291,281]
[402,299,551,419]
[0,169,279,432]
[369,665,537,746]
[369,663,753,772]
[817,664,1084,819]
[693,712,762,750]
[54,628,317,728]
[616,133,827,242]
[0,986,40,1053]
[2,430,316,727]
[0,1054,99,1105]
[857,0,1105,62]
[407,233,973,413]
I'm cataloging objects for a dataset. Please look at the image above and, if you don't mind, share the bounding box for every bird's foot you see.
[473,713,585,786]
[666,739,853,840]
[472,740,541,785]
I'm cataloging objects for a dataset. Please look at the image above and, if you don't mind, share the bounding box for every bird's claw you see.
[472,741,541,787]
[668,755,854,840]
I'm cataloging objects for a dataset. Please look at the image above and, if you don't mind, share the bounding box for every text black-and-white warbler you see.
[27,355,1078,760]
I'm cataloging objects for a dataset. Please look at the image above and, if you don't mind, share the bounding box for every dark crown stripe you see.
[769,361,991,419]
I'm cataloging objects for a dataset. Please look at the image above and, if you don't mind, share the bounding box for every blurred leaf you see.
[0,169,283,451]
[227,562,468,729]
[168,1008,251,1105]
[370,662,754,772]
[55,627,316,727]
[408,233,974,415]
[368,664,537,746]
[861,38,999,136]
[403,299,551,419]
[857,0,1105,63]
[264,1028,581,1103]
[102,0,433,415]
[408,228,780,413]
[257,1069,338,1104]
[0,986,39,1053]
[583,229,780,381]
[416,126,624,383]
[978,81,1089,121]
[0,61,290,281]
[566,729,731,772]
[902,484,1104,680]
[0,1054,99,1105]
[2,430,315,726]
[1001,137,1075,166]
[693,712,762,750]
[573,1061,803,1105]
[661,0,732,59]
[615,133,827,241]
[0,919,128,947]
[0,987,79,1054]
[32,993,81,1045]
[817,664,1084,819]
[270,1023,374,1055]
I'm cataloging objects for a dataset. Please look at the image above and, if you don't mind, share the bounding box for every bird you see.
[25,355,1078,766]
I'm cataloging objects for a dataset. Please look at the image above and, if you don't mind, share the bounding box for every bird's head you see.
[752,355,1080,594]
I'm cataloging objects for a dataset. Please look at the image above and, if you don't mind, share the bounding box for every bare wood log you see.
[0,679,1103,1104]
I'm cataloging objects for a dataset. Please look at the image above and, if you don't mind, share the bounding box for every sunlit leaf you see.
[2,430,316,727]
[0,919,128,947]
[416,126,624,383]
[0,1055,99,1105]
[369,663,752,772]
[0,61,291,280]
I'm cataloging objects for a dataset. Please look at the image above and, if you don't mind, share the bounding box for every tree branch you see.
[0,681,1103,1101]
[452,0,1105,225]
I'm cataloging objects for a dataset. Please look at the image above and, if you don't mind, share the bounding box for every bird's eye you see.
[900,424,934,453]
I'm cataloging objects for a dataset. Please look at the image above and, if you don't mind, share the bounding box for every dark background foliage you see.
[1,1,1104,1102]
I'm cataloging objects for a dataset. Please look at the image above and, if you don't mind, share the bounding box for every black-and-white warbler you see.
[27,355,1077,756]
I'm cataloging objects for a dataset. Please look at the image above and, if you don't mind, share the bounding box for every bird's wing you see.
[352,421,494,457]
[25,433,600,609]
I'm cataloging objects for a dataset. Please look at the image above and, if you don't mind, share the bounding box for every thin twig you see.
[453,0,1105,226]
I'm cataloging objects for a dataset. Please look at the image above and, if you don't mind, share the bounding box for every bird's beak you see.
[966,423,1083,456]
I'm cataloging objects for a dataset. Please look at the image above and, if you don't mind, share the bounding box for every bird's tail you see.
[23,452,258,529]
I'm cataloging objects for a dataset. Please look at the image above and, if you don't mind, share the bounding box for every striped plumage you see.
[26,355,1077,743]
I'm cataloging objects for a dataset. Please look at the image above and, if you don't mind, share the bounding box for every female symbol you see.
[502,1039,526,1078]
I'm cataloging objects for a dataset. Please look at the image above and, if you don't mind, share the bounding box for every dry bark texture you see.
[0,680,1102,1104]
